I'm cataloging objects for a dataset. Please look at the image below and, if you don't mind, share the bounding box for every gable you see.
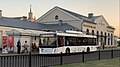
[94,16,109,26]
[36,7,82,23]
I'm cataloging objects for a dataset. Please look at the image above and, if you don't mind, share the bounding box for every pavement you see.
[98,46,120,51]
[0,46,120,56]
[0,50,39,56]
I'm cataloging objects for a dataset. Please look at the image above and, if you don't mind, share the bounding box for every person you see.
[38,40,42,47]
[32,43,34,51]
[17,40,21,54]
[9,43,12,50]
[102,42,105,50]
[21,41,29,53]
[32,43,37,51]
[2,43,8,53]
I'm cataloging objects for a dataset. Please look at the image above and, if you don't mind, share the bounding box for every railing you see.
[0,49,120,67]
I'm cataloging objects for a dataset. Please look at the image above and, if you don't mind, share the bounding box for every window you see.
[82,38,96,45]
[35,37,36,40]
[111,34,113,45]
[96,31,99,45]
[101,31,103,37]
[97,31,99,35]
[55,15,58,20]
[92,30,94,35]
[65,36,96,46]
[65,37,82,46]
[108,33,110,45]
[86,29,89,35]
[58,36,64,47]
[104,32,106,45]
[40,35,57,48]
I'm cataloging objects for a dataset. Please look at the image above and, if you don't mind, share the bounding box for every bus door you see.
[58,36,64,47]
[57,36,65,52]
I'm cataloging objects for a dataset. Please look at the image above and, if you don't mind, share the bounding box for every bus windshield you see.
[40,34,57,48]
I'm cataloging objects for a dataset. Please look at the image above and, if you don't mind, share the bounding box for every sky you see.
[0,0,119,36]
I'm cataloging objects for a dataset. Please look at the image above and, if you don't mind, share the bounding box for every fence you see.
[0,49,120,67]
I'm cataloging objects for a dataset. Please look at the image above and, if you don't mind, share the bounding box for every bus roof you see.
[40,30,96,38]
[57,32,96,38]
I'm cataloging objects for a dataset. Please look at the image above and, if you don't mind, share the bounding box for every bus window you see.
[58,36,64,47]
[65,37,69,46]
[65,36,82,46]
[40,36,57,48]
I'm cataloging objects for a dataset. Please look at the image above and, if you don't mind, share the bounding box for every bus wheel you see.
[66,48,70,55]
[87,47,90,53]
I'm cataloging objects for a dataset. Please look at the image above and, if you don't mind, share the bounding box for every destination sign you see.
[40,34,55,37]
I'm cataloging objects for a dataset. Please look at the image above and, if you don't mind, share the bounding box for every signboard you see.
[2,36,8,53]
[8,36,14,52]
[20,36,31,52]
[14,36,20,52]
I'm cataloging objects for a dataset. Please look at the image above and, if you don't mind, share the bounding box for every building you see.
[0,6,117,50]
[36,6,116,47]
[0,9,77,50]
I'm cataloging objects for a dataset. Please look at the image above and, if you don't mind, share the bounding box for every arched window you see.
[111,34,113,45]
[55,15,58,20]
[104,32,106,36]
[101,31,103,37]
[108,33,110,45]
[97,31,99,35]
[92,30,94,35]
[86,29,89,35]
[100,31,103,46]
[104,32,106,45]
[96,31,99,45]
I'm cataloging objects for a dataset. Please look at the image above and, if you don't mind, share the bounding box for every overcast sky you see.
[0,0,119,36]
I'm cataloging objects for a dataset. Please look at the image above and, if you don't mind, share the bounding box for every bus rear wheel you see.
[87,47,90,53]
[66,48,70,55]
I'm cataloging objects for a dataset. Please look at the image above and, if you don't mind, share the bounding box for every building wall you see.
[82,16,115,47]
[38,9,79,23]
[36,8,115,47]
[37,8,83,30]
[0,26,25,48]
[0,26,13,48]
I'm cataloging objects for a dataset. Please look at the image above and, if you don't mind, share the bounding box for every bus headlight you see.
[41,48,44,52]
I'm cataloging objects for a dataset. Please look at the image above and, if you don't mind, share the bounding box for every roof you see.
[88,16,101,21]
[43,23,79,31]
[107,26,115,29]
[36,6,100,23]
[0,17,45,30]
[6,29,44,36]
[56,6,94,22]
[0,17,79,31]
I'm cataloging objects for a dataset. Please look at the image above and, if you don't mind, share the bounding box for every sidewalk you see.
[0,50,39,56]
[0,47,120,56]
[98,46,120,51]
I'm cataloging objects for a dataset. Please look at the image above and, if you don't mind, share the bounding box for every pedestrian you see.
[17,40,21,54]
[102,42,105,50]
[32,43,37,51]
[21,41,29,53]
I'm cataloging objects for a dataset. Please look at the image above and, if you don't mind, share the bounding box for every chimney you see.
[22,16,27,20]
[88,13,93,18]
[59,20,62,26]
[0,10,2,18]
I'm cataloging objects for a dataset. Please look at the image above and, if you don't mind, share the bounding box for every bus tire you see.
[87,47,90,53]
[66,48,70,55]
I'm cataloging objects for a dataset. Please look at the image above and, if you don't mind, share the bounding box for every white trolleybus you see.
[39,30,98,54]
